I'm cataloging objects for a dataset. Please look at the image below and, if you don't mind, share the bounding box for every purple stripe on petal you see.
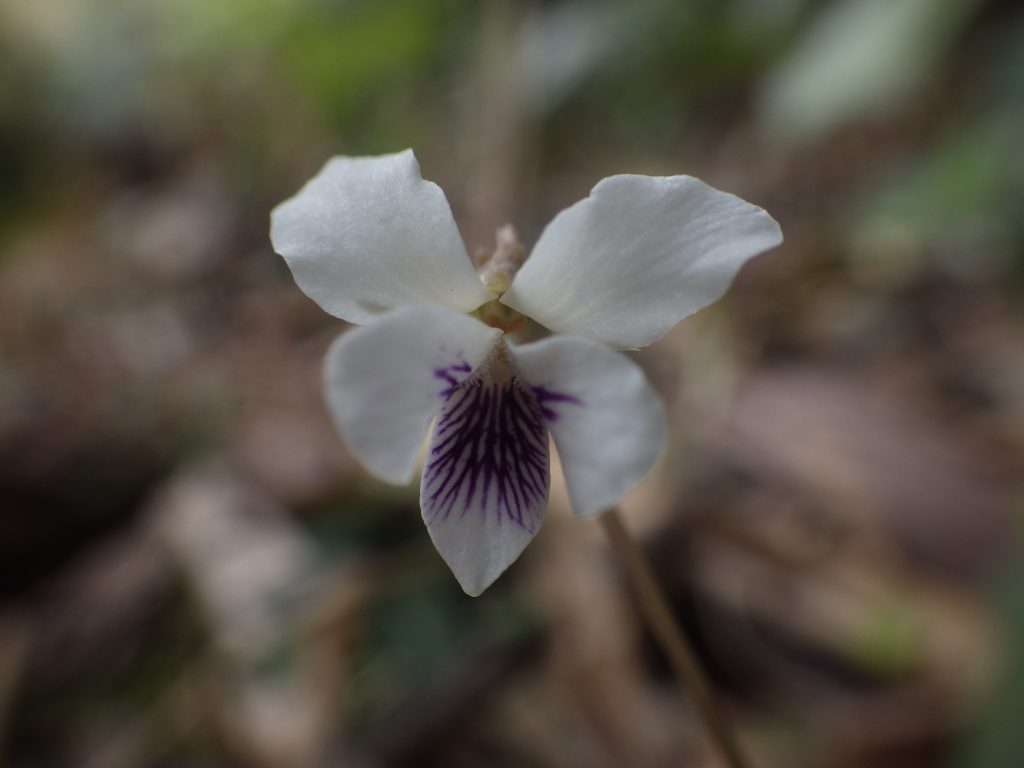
[531,385,583,422]
[433,359,473,396]
[422,373,549,534]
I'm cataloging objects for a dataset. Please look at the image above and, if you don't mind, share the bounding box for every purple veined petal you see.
[421,343,550,596]
[424,376,549,530]
[530,385,584,422]
[512,336,666,518]
[324,306,502,485]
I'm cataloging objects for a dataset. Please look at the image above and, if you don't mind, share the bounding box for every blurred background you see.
[2,0,1023,766]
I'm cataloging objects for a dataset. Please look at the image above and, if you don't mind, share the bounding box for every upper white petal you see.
[512,336,666,517]
[501,174,782,349]
[271,150,493,325]
[324,306,501,485]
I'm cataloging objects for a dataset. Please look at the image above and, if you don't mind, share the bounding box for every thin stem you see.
[600,509,751,768]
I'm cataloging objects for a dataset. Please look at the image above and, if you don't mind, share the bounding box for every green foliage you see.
[867,116,1019,231]
[279,0,469,141]
[759,0,985,141]
[350,568,540,731]
[537,0,792,151]
[847,599,924,678]
[849,10,1024,276]
[959,544,1024,768]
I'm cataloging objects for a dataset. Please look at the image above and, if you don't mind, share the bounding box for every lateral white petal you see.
[324,307,501,485]
[421,346,549,596]
[513,336,666,517]
[502,174,782,349]
[271,150,493,325]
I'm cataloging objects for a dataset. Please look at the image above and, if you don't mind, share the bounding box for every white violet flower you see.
[270,150,781,595]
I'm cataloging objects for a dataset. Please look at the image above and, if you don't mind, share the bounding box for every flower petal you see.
[512,336,666,517]
[324,306,501,485]
[501,174,782,349]
[271,150,493,324]
[421,344,549,596]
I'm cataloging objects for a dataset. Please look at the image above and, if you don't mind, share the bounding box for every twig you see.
[600,509,752,768]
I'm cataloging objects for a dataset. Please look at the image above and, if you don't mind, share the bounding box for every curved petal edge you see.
[323,306,501,485]
[512,336,666,517]
[271,149,493,325]
[502,174,782,349]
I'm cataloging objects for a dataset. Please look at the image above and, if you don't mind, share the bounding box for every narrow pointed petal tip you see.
[502,174,783,350]
[271,150,493,325]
